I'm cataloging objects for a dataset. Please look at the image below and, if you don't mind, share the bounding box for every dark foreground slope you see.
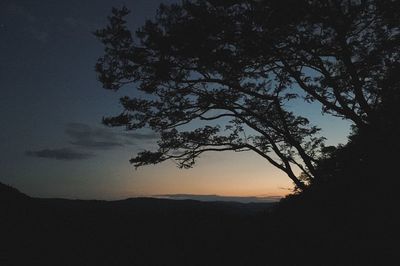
[1,175,398,266]
[1,183,275,266]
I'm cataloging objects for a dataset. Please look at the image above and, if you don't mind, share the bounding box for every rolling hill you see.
[0,182,275,265]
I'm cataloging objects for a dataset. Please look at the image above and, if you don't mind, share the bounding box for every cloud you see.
[25,123,159,161]
[65,123,158,149]
[66,123,123,149]
[26,148,93,161]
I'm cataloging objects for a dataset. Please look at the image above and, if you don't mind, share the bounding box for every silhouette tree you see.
[95,0,399,190]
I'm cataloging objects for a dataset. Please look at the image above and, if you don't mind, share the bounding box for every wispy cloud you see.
[26,148,93,161]
[65,122,158,149]
[26,122,158,161]
[66,123,124,149]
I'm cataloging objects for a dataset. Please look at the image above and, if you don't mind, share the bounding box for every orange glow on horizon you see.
[108,151,296,200]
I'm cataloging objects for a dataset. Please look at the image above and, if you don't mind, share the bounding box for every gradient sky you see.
[0,0,351,200]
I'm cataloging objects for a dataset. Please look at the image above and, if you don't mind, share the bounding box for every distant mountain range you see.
[0,181,280,204]
[155,194,281,203]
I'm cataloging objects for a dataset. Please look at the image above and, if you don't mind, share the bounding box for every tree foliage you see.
[95,0,399,190]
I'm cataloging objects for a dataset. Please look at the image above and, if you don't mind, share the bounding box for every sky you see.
[0,0,351,200]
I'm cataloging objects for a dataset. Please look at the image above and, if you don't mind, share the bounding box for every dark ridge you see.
[0,182,30,200]
[0,184,274,266]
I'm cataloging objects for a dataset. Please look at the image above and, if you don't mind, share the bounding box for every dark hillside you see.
[1,184,275,266]
[0,182,29,201]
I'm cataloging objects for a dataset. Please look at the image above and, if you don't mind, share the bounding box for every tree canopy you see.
[95,0,399,190]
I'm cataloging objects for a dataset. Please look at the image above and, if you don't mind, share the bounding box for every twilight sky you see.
[0,0,351,200]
